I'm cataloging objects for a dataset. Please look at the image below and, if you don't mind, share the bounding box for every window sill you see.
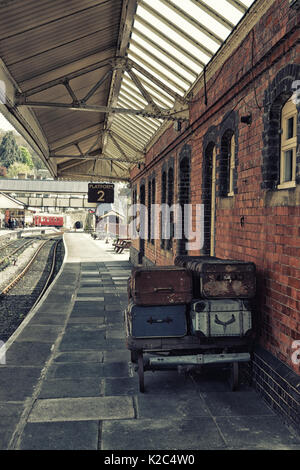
[277,181,296,190]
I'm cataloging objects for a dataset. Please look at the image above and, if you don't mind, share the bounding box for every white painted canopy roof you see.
[0,0,256,182]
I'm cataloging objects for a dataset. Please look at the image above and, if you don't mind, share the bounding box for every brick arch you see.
[177,144,191,255]
[218,110,239,197]
[202,126,218,255]
[262,64,300,190]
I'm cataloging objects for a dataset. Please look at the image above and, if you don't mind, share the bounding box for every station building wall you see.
[129,0,300,431]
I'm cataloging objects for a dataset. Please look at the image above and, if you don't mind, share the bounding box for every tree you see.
[6,162,34,178]
[0,165,6,177]
[0,131,22,168]
[19,146,34,168]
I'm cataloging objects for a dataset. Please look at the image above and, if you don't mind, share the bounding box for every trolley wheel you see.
[138,350,145,393]
[229,362,239,391]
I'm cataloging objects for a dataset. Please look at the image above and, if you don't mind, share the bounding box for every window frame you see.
[278,97,297,189]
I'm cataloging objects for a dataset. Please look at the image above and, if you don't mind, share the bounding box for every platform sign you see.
[88,183,114,203]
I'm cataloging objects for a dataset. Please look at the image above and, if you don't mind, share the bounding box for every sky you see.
[0,113,15,131]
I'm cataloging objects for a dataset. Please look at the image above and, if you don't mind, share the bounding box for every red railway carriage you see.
[33,215,64,227]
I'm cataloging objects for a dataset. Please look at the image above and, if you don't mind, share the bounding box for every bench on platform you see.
[113,238,131,254]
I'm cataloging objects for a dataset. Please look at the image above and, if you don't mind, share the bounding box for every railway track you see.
[0,231,63,271]
[0,237,64,343]
[0,239,35,270]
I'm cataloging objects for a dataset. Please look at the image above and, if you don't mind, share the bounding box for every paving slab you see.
[45,362,105,379]
[101,418,226,450]
[216,415,300,449]
[5,341,53,366]
[53,351,103,363]
[0,402,25,450]
[0,366,42,401]
[27,396,135,422]
[38,377,102,398]
[136,394,210,419]
[19,420,99,450]
[102,377,139,396]
[14,324,64,343]
[201,391,276,417]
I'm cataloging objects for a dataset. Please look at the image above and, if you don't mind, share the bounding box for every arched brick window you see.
[161,167,167,249]
[218,111,238,197]
[167,165,174,251]
[202,126,218,255]
[147,173,156,243]
[262,64,300,190]
[177,144,191,256]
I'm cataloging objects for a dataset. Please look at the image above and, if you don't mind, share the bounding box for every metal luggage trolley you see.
[125,259,256,393]
[125,311,254,393]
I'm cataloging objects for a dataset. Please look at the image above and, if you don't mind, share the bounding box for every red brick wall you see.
[130,0,300,372]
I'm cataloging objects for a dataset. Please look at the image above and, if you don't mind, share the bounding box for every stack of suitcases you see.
[125,257,256,341]
[126,266,193,339]
[175,256,256,339]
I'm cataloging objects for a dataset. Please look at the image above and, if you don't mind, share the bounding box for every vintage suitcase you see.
[190,299,252,337]
[128,266,193,306]
[186,259,256,299]
[125,302,188,339]
[174,255,219,267]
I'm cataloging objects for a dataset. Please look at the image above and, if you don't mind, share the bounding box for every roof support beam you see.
[109,129,145,156]
[57,172,130,182]
[125,66,162,114]
[127,58,186,103]
[51,154,141,164]
[15,58,113,99]
[50,129,102,153]
[81,69,113,104]
[16,99,189,121]
[107,131,132,162]
[122,77,173,110]
[128,50,186,95]
[103,0,138,136]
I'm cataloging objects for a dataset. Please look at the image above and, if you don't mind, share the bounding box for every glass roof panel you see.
[113,0,256,155]
[141,0,221,52]
[137,4,213,63]
[133,19,203,74]
[170,0,232,38]
[130,31,197,83]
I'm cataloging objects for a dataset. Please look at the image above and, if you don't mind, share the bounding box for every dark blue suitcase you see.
[125,302,187,339]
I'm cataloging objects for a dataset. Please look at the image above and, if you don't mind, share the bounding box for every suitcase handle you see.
[214,314,236,327]
[153,287,175,293]
[147,316,173,324]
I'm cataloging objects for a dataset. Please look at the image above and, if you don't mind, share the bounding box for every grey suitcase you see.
[190,299,252,337]
[125,302,188,339]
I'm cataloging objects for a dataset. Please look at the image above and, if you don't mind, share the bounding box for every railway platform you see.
[0,233,300,451]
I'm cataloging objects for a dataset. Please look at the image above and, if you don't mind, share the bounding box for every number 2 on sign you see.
[97,190,105,201]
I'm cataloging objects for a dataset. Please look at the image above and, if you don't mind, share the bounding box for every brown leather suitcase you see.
[128,266,193,306]
[186,259,256,299]
[174,255,219,267]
